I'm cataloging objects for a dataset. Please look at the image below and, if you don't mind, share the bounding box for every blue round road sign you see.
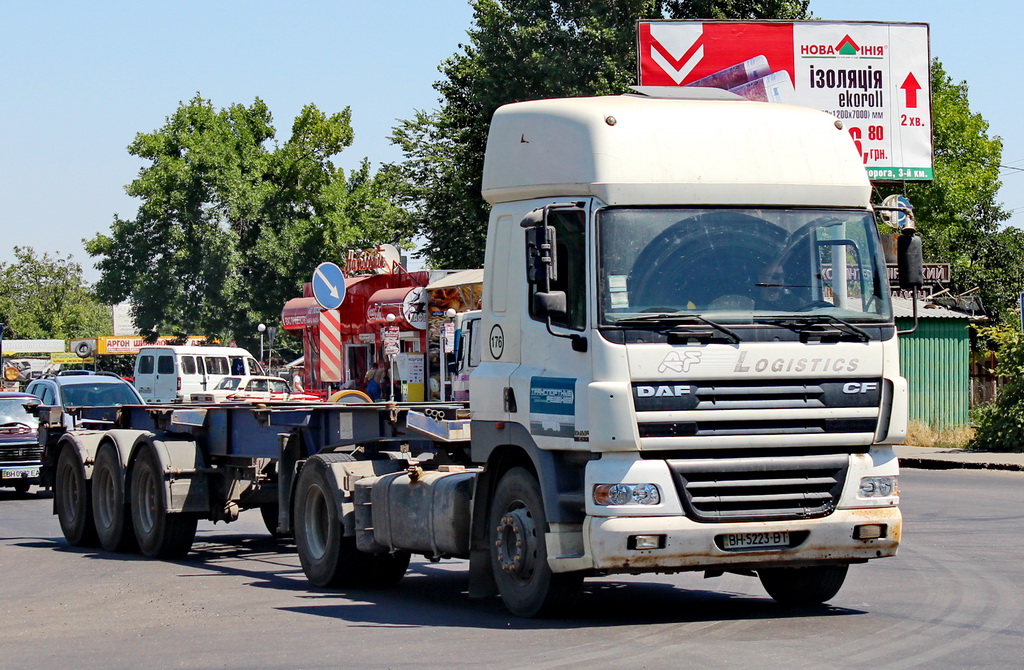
[894,195,912,228]
[312,262,346,310]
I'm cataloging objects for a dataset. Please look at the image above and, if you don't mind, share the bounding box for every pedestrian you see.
[292,369,304,393]
[364,362,382,401]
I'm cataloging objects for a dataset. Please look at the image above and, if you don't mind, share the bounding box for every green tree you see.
[875,59,1015,320]
[971,320,1024,452]
[0,247,111,340]
[87,95,413,348]
[391,0,811,268]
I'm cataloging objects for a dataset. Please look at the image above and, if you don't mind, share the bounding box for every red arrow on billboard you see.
[901,72,921,108]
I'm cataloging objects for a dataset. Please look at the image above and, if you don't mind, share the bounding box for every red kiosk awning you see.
[366,287,427,330]
[281,297,321,330]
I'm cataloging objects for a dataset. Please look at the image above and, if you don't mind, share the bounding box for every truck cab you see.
[469,89,904,614]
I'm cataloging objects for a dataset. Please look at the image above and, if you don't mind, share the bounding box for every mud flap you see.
[132,436,209,514]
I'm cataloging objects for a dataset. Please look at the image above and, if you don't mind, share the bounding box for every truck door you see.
[509,202,592,448]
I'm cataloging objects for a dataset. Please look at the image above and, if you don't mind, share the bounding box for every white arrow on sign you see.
[315,265,341,301]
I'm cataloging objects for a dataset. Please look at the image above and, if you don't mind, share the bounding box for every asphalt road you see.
[1,469,1022,669]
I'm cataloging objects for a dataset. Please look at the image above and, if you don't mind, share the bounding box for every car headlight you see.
[593,483,661,506]
[859,476,898,498]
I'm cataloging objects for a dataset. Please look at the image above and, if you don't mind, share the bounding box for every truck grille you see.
[665,453,847,523]
[639,418,876,437]
[633,378,882,438]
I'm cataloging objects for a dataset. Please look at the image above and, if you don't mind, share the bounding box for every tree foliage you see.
[87,95,413,348]
[970,320,1024,452]
[875,60,1015,320]
[391,0,811,268]
[0,247,111,340]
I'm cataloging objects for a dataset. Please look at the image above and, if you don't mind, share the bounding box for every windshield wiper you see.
[614,313,741,343]
[760,315,871,342]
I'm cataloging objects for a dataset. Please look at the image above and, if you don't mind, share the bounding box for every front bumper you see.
[576,506,900,574]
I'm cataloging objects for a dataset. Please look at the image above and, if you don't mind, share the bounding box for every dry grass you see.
[904,420,975,449]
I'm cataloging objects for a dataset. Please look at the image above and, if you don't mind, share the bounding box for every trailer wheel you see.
[55,445,98,546]
[294,453,410,588]
[489,467,583,617]
[259,503,291,539]
[91,444,137,552]
[130,444,197,559]
[758,565,848,606]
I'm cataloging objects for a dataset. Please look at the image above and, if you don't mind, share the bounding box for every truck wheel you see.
[371,550,412,587]
[55,446,98,546]
[489,467,583,617]
[130,444,197,559]
[91,444,137,552]
[758,565,849,605]
[293,453,410,588]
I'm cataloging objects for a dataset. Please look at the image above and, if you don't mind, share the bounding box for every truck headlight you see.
[594,483,661,506]
[859,476,898,498]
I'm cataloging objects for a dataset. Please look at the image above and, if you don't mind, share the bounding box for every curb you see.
[898,457,1024,472]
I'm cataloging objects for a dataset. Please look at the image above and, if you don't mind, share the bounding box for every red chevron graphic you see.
[648,32,705,72]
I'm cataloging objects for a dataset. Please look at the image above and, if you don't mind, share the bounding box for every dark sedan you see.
[0,392,41,494]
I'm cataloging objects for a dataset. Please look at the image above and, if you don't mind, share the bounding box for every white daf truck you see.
[306,87,911,617]
[38,87,912,620]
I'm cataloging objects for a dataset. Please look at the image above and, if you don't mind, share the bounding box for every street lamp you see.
[440,308,456,402]
[257,323,266,363]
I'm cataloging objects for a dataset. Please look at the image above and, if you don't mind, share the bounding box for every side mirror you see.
[519,209,544,228]
[897,229,924,289]
[524,223,558,285]
[533,291,567,319]
[522,207,558,286]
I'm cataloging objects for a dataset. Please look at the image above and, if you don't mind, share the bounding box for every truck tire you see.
[55,446,98,547]
[91,444,137,552]
[130,444,197,559]
[489,467,583,617]
[758,565,849,606]
[293,453,410,588]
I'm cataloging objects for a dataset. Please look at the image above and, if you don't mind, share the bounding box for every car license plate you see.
[2,467,39,479]
[721,531,790,550]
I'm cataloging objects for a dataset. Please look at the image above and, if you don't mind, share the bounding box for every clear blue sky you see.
[1,1,1020,284]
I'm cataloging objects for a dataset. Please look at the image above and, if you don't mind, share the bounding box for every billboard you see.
[638,21,932,181]
[68,335,211,355]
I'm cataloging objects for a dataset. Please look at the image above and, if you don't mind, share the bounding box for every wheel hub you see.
[495,507,536,581]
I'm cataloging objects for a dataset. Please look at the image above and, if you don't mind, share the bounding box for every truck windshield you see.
[597,208,891,325]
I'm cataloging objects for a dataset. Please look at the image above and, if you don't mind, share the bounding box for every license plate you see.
[2,467,39,479]
[721,531,790,550]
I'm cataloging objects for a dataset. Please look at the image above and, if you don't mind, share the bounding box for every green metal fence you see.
[895,317,970,429]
